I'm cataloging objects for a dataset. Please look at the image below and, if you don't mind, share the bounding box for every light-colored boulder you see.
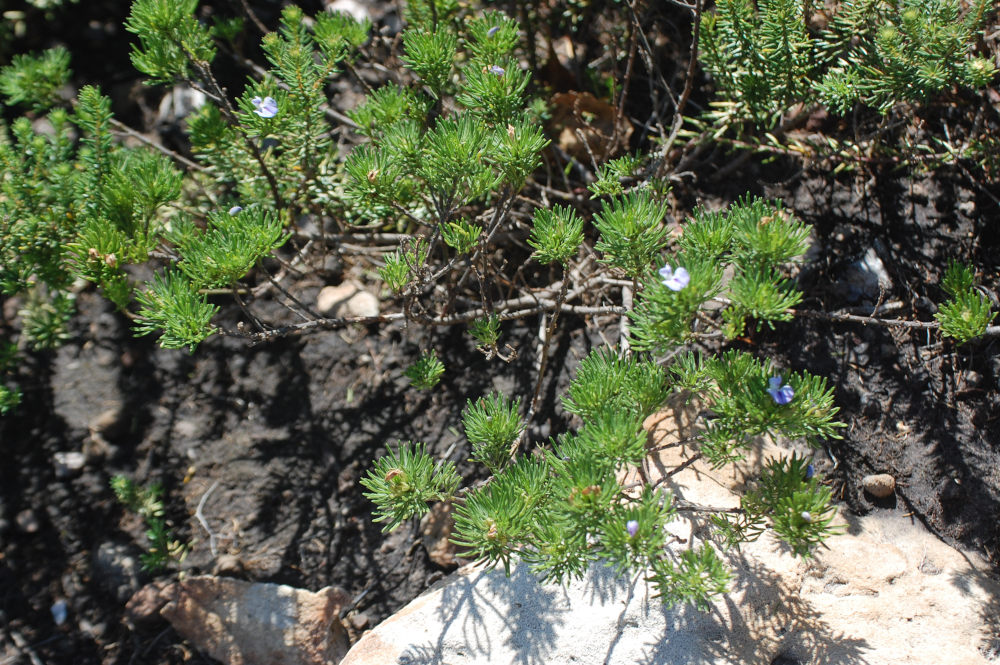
[154,576,351,665]
[342,402,1000,665]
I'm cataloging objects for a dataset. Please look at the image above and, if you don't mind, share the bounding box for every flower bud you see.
[626,520,639,538]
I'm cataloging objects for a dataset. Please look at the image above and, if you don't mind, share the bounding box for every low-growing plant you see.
[935,261,997,344]
[0,0,993,618]
[694,0,998,169]
[110,475,191,572]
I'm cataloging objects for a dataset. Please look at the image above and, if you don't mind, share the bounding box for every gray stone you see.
[93,542,142,603]
[843,247,891,302]
[52,344,123,436]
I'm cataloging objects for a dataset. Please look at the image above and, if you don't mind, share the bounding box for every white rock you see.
[324,0,372,23]
[342,402,1000,665]
[53,451,86,478]
[317,282,380,319]
[156,85,207,125]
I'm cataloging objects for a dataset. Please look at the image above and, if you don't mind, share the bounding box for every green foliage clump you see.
[701,0,997,124]
[671,350,844,466]
[0,46,71,111]
[133,271,219,352]
[630,197,811,351]
[562,348,672,421]
[528,205,585,266]
[463,392,524,473]
[935,261,996,344]
[593,190,671,281]
[361,441,461,531]
[405,350,446,389]
[369,342,843,607]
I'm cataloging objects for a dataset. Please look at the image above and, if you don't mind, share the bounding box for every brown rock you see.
[213,554,245,577]
[420,501,458,568]
[125,582,172,626]
[862,473,896,498]
[89,403,125,438]
[158,575,351,665]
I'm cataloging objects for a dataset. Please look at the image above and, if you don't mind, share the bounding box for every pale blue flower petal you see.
[767,376,794,405]
[659,264,690,291]
[252,95,278,118]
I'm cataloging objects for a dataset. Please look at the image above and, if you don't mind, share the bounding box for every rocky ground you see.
[1,1,999,664]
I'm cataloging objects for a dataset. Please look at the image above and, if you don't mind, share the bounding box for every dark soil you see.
[2,2,999,664]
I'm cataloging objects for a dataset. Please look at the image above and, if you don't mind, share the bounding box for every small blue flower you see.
[626,520,639,538]
[800,511,813,523]
[486,64,505,76]
[658,265,690,291]
[767,376,794,405]
[804,463,815,480]
[251,96,278,118]
[228,205,243,216]
[487,25,501,38]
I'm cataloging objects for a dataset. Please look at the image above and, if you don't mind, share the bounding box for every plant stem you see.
[513,269,571,458]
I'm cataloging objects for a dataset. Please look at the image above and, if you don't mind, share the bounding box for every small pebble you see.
[349,612,370,630]
[862,473,896,498]
[16,509,40,533]
[214,554,245,577]
[89,403,125,438]
[53,451,87,478]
